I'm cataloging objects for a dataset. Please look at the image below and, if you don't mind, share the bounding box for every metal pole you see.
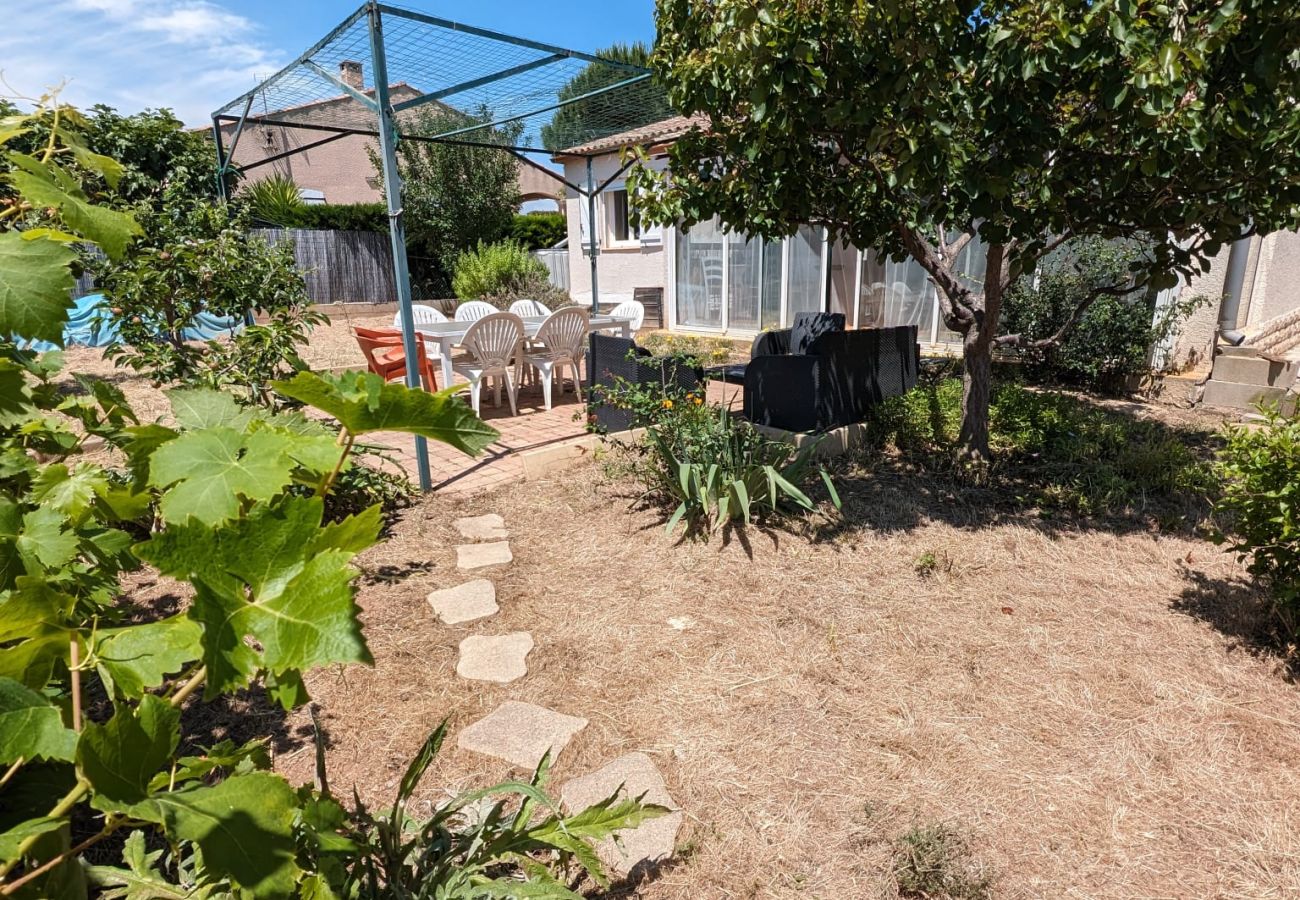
[210,115,228,202]
[586,156,599,313]
[368,1,432,492]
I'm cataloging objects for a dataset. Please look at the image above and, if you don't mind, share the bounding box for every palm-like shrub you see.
[638,399,839,533]
[241,173,307,226]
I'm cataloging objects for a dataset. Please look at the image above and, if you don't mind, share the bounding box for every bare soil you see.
[242,421,1300,900]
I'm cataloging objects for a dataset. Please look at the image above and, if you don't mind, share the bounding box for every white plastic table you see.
[415,314,634,390]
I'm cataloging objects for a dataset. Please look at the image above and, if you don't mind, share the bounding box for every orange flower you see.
[693,396,703,405]
[662,399,674,409]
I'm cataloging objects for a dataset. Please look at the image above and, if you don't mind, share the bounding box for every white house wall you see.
[561,153,670,308]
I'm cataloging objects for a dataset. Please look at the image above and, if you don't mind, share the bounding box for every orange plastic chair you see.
[352,326,438,391]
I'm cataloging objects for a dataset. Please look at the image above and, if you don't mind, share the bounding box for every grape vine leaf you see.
[84,831,192,900]
[31,462,110,524]
[273,371,499,456]
[17,505,80,572]
[0,231,77,345]
[79,695,181,808]
[0,817,64,864]
[149,427,296,524]
[94,615,203,699]
[0,578,74,689]
[167,388,256,431]
[0,676,77,763]
[5,153,141,258]
[127,772,302,900]
[136,497,373,697]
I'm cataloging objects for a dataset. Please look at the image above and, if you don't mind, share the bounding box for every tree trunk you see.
[957,328,993,473]
[954,244,1007,478]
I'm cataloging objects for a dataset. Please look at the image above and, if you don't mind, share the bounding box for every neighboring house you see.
[554,115,1300,375]
[209,61,564,208]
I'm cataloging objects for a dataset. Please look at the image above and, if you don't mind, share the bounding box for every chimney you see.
[339,60,364,91]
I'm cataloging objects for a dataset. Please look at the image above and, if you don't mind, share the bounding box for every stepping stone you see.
[427,579,498,625]
[456,541,512,571]
[454,514,508,541]
[457,701,587,769]
[561,753,683,877]
[456,632,533,683]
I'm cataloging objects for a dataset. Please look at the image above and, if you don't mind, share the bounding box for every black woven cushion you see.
[790,312,846,355]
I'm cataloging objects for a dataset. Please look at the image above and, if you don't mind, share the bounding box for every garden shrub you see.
[240,172,305,225]
[239,174,388,233]
[1000,238,1206,393]
[452,239,550,299]
[638,332,736,367]
[864,376,1215,517]
[510,210,566,249]
[452,239,571,309]
[1213,404,1300,633]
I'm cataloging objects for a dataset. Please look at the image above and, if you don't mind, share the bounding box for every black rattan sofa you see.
[742,320,920,433]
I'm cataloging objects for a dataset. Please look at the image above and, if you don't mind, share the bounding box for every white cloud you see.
[3,0,287,125]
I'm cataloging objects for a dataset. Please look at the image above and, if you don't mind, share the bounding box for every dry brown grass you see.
[252,450,1300,900]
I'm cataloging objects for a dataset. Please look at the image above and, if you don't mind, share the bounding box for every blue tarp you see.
[21,294,243,353]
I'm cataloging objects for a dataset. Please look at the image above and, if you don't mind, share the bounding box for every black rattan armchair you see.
[586,333,703,432]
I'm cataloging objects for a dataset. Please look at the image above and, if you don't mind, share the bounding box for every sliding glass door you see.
[726,231,783,332]
[786,226,825,320]
[858,250,935,336]
[674,220,820,332]
[674,217,724,329]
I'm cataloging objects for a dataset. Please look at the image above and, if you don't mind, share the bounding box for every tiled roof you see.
[553,114,708,158]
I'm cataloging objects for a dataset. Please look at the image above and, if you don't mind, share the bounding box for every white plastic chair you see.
[523,308,589,410]
[509,298,551,318]
[393,304,447,327]
[454,300,497,323]
[608,299,645,333]
[453,312,524,416]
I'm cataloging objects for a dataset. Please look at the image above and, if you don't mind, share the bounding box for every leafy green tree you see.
[379,106,521,295]
[511,211,567,250]
[78,105,221,209]
[632,0,1300,468]
[0,102,220,212]
[96,202,323,397]
[541,42,673,151]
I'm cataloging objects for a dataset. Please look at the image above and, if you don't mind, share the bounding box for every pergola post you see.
[586,156,599,313]
[368,0,432,492]
[210,115,228,202]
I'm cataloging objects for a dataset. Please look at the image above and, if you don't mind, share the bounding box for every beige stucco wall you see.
[560,152,669,306]
[224,126,384,205]
[1166,229,1300,372]
[1244,230,1300,328]
[1167,248,1229,374]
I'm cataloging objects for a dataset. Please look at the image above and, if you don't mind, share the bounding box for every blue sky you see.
[5,0,657,125]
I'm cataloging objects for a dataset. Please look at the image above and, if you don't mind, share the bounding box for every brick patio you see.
[371,374,742,495]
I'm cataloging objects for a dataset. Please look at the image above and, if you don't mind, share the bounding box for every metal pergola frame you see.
[211,1,665,491]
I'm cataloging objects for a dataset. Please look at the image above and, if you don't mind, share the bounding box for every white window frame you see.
[602,186,642,250]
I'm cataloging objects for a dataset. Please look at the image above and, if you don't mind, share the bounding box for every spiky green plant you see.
[241,173,307,226]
